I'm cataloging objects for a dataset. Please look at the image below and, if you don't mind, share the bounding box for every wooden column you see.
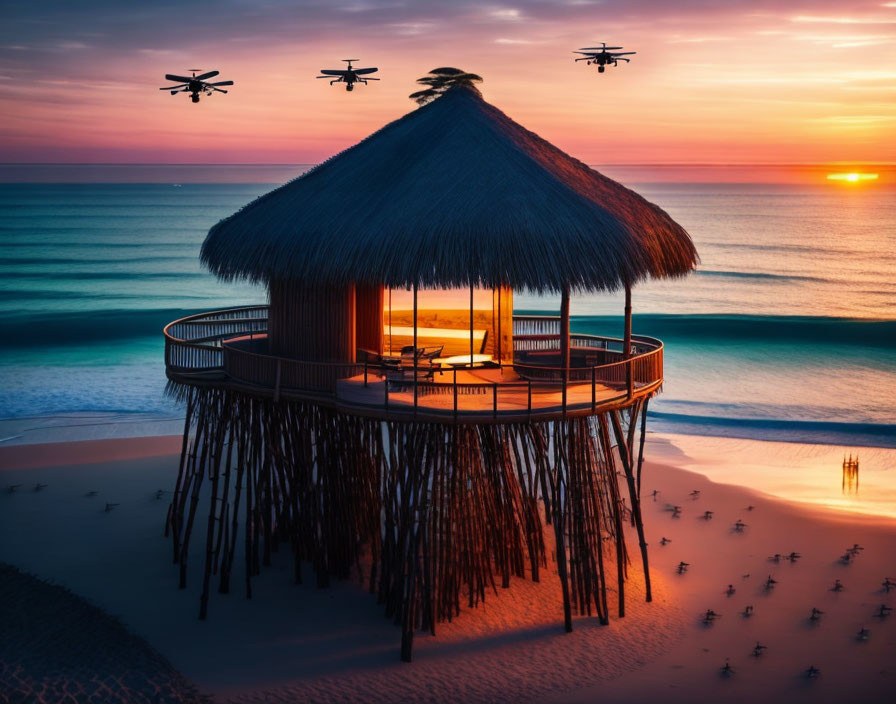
[624,282,633,398]
[469,283,474,365]
[413,284,418,410]
[560,286,570,380]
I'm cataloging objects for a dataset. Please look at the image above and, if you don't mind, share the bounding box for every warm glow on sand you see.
[827,172,879,182]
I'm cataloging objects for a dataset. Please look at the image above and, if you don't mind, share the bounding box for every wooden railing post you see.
[453,367,458,419]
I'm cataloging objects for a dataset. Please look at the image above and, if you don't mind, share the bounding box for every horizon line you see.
[2,162,894,168]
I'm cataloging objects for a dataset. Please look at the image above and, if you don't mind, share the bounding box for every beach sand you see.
[1,435,894,703]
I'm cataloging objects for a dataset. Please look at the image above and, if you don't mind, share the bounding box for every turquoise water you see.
[0,166,894,447]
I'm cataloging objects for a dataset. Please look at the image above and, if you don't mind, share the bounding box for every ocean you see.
[1,165,894,450]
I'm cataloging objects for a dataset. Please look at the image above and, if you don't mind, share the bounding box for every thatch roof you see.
[202,86,697,293]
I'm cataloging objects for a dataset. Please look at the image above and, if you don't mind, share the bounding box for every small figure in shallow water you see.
[847,543,864,556]
[650,489,660,502]
[764,575,777,590]
[769,553,782,563]
[5,485,21,494]
[734,519,747,532]
[832,579,844,592]
[785,551,801,562]
[104,503,119,512]
[720,660,734,677]
[882,577,894,593]
[745,505,755,511]
[33,483,48,491]
[660,537,671,546]
[742,605,754,617]
[725,584,736,596]
[689,489,701,499]
[805,665,820,679]
[809,607,825,622]
[857,626,870,641]
[752,642,767,657]
[702,609,720,624]
[84,490,98,497]
[874,604,892,618]
[840,552,853,564]
[700,510,714,520]
[677,561,690,574]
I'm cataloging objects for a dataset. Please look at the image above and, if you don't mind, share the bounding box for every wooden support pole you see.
[610,408,653,603]
[470,282,474,365]
[413,284,418,412]
[624,282,633,398]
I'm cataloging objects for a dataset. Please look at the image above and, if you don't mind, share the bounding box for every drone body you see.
[160,70,233,103]
[574,42,636,73]
[318,60,379,91]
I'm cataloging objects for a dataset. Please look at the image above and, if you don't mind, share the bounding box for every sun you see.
[827,172,879,183]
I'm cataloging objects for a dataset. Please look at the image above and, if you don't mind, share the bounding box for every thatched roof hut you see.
[202,85,696,294]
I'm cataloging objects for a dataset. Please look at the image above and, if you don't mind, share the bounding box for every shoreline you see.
[4,426,894,521]
[1,435,893,702]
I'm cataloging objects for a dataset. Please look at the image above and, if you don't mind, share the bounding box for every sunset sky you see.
[1,0,895,165]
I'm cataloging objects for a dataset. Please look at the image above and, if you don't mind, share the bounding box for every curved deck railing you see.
[164,305,663,418]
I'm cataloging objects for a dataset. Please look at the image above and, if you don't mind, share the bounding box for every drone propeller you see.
[160,84,188,90]
[614,57,631,62]
[579,45,622,50]
[210,87,228,93]
[165,73,193,83]
[341,58,360,63]
[193,70,219,81]
[353,67,378,75]
[319,69,347,76]
[207,80,233,86]
[610,51,636,56]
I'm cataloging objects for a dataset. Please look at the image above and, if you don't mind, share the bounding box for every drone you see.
[160,70,233,103]
[317,60,379,91]
[574,42,636,72]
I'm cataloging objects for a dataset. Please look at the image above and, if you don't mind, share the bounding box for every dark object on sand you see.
[742,605,754,617]
[720,660,734,677]
[883,577,895,593]
[764,575,777,590]
[769,553,782,563]
[832,579,844,592]
[752,642,767,657]
[659,537,671,546]
[847,543,864,556]
[702,609,720,624]
[650,489,660,501]
[689,489,700,499]
[667,504,682,517]
[785,551,800,562]
[159,69,233,103]
[725,584,735,596]
[805,665,820,679]
[5,484,22,493]
[874,604,892,618]
[700,510,713,520]
[809,607,824,621]
[745,505,755,511]
[857,626,870,641]
[677,561,690,574]
[733,519,747,532]
[104,503,119,513]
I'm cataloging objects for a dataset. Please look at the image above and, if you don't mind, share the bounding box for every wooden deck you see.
[164,307,663,422]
